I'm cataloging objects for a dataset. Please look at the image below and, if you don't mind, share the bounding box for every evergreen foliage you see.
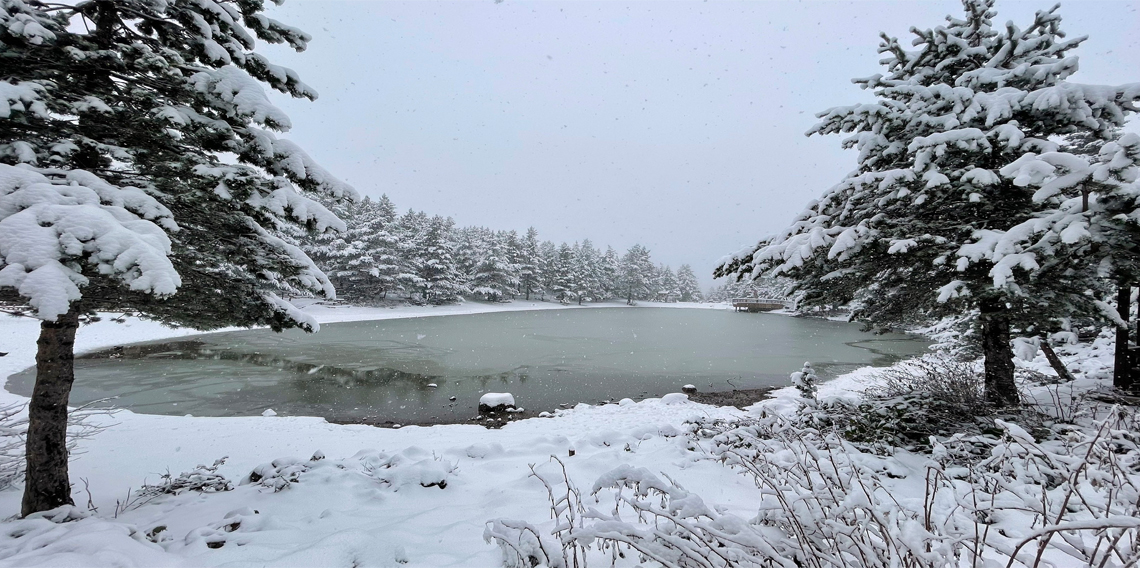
[717,0,1140,404]
[620,244,654,305]
[676,264,704,302]
[0,0,353,515]
[294,193,697,307]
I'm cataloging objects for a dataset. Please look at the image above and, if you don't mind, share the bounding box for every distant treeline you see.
[704,277,790,303]
[293,195,704,305]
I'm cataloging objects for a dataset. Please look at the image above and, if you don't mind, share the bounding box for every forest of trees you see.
[704,277,790,304]
[294,195,705,305]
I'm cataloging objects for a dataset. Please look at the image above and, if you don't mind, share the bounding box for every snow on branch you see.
[243,127,358,200]
[0,80,47,119]
[0,165,180,320]
[190,66,293,130]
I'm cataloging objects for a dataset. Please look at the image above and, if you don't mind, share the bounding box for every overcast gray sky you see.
[261,0,1139,287]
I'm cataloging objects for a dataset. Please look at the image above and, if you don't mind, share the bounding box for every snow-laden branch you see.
[0,165,180,320]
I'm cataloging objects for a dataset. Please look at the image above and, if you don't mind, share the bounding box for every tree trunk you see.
[1040,342,1075,382]
[22,309,80,517]
[1114,284,1132,391]
[980,299,1018,407]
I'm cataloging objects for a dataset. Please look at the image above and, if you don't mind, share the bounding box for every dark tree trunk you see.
[1040,342,1075,382]
[1114,284,1132,391]
[980,299,1018,407]
[22,309,80,517]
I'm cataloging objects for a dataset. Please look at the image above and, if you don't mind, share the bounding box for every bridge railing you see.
[731,297,787,305]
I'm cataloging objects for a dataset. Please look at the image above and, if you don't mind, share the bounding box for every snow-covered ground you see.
[0,301,1123,567]
[0,300,751,567]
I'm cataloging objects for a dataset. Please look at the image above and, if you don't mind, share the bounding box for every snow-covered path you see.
[0,301,762,567]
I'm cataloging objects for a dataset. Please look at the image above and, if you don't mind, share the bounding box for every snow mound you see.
[479,392,515,407]
[359,448,457,490]
[242,457,309,491]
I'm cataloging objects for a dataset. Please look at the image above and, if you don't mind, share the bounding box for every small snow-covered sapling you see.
[791,362,817,401]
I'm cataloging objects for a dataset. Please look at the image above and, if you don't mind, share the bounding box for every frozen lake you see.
[6,308,928,424]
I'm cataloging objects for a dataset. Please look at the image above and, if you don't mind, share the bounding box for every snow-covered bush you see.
[870,358,986,410]
[830,357,994,450]
[489,403,1140,567]
[135,458,232,499]
[359,449,457,491]
[182,508,269,551]
[796,357,1067,452]
[110,457,232,516]
[242,457,310,492]
[0,402,26,491]
[0,401,113,491]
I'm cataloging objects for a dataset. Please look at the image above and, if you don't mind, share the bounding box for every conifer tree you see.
[470,234,519,302]
[502,230,523,299]
[601,246,622,299]
[677,264,703,302]
[415,216,464,304]
[656,265,680,302]
[552,242,576,303]
[368,195,403,299]
[538,240,558,301]
[717,0,1140,405]
[518,227,542,300]
[621,244,653,305]
[0,0,352,514]
[394,210,428,299]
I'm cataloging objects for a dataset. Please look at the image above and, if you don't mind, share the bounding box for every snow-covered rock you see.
[479,392,515,409]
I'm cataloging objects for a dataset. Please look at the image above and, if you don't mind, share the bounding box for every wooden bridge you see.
[731,297,787,312]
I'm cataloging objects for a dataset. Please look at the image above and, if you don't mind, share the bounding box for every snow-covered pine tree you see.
[620,244,653,305]
[394,210,428,299]
[655,265,680,302]
[0,0,353,514]
[676,264,703,302]
[415,216,464,304]
[644,263,662,302]
[302,195,383,302]
[538,240,558,301]
[551,242,577,304]
[502,230,523,299]
[601,246,622,300]
[452,226,486,289]
[300,195,355,295]
[338,197,386,300]
[470,233,519,302]
[571,240,602,304]
[518,227,542,300]
[791,361,818,402]
[717,0,1140,405]
[368,195,403,299]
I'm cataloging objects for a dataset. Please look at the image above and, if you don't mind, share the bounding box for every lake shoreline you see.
[8,304,922,425]
[324,386,780,429]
